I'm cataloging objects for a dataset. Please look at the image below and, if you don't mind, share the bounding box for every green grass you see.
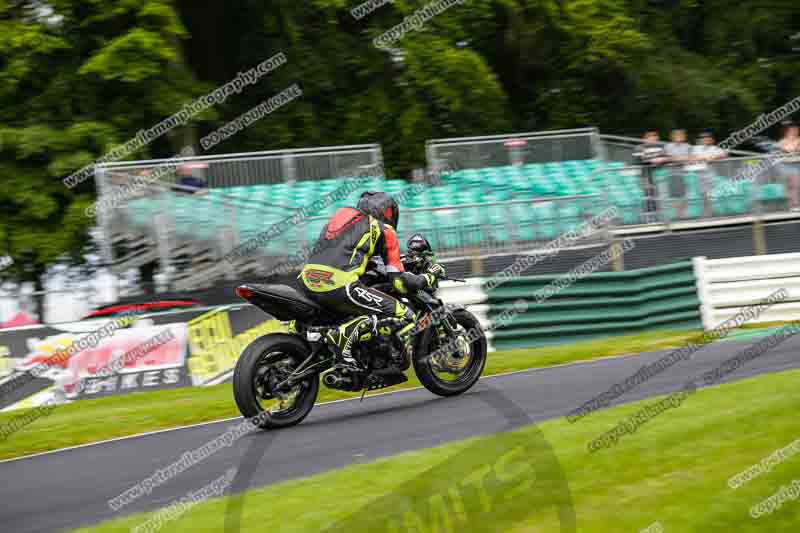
[737,319,799,330]
[0,324,774,461]
[72,368,800,532]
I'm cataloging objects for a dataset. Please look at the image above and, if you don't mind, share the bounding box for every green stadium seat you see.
[522,168,543,181]
[509,203,536,242]
[454,189,482,204]
[122,158,654,259]
[758,183,787,202]
[487,188,514,202]
[433,209,462,249]
[729,179,754,214]
[529,179,556,196]
[405,194,432,208]
[381,184,405,198]
[428,188,451,207]
[481,204,511,244]
[530,202,556,240]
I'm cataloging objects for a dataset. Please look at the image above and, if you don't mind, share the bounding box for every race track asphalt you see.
[1,333,798,533]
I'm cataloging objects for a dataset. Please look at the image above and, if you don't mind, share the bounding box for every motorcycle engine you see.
[359,337,391,369]
[357,336,409,371]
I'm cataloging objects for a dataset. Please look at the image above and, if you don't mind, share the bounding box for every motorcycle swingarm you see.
[273,346,332,390]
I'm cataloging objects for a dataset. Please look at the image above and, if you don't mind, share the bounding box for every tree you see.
[0,0,202,315]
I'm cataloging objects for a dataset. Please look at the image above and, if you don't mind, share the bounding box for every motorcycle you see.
[231,234,488,429]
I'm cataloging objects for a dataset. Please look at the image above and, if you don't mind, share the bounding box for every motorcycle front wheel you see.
[413,308,487,397]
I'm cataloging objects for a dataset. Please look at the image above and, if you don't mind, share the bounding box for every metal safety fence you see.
[92,146,384,286]
[426,128,600,174]
[97,185,610,294]
[594,155,800,226]
[91,132,800,295]
[291,193,611,266]
[401,194,610,259]
[96,144,382,189]
[594,134,759,166]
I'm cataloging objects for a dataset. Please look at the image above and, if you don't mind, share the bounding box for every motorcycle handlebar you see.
[369,277,463,294]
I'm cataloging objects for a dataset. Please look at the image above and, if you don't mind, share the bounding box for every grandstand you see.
[94,129,796,296]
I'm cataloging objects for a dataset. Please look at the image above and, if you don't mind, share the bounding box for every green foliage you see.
[0,0,196,286]
[0,0,798,288]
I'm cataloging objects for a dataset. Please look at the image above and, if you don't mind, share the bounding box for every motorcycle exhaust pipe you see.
[323,372,351,388]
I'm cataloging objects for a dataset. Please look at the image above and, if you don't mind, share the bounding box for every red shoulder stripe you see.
[383,225,404,272]
[325,207,364,240]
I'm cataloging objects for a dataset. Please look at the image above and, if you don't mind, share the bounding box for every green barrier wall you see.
[486,260,701,350]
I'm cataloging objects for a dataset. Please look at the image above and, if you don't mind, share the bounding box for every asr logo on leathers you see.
[305,269,335,288]
[354,286,383,305]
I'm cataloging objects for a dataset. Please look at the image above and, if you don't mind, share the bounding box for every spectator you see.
[109,170,130,187]
[136,169,164,197]
[777,120,800,210]
[633,130,669,220]
[634,130,670,164]
[691,131,727,162]
[108,169,156,199]
[177,174,209,195]
[666,129,691,162]
[172,146,209,195]
[665,129,691,219]
[690,131,727,216]
[175,161,209,196]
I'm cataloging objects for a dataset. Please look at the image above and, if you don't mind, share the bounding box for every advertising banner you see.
[0,305,284,410]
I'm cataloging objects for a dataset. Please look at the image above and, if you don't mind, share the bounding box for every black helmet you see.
[407,233,432,254]
[357,191,399,229]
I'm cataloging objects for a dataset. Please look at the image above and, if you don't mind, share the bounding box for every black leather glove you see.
[423,263,446,288]
[427,263,446,279]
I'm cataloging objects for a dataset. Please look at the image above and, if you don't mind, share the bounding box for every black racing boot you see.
[325,315,377,372]
[375,317,415,371]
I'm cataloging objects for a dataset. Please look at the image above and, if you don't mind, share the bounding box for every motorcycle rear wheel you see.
[233,334,319,430]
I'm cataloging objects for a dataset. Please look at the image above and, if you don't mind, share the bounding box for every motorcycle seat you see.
[246,283,323,321]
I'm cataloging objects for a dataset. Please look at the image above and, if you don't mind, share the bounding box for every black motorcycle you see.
[232,234,487,429]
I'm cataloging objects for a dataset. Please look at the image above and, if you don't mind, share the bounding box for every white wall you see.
[694,253,800,329]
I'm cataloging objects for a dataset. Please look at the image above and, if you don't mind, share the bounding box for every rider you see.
[298,191,447,371]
